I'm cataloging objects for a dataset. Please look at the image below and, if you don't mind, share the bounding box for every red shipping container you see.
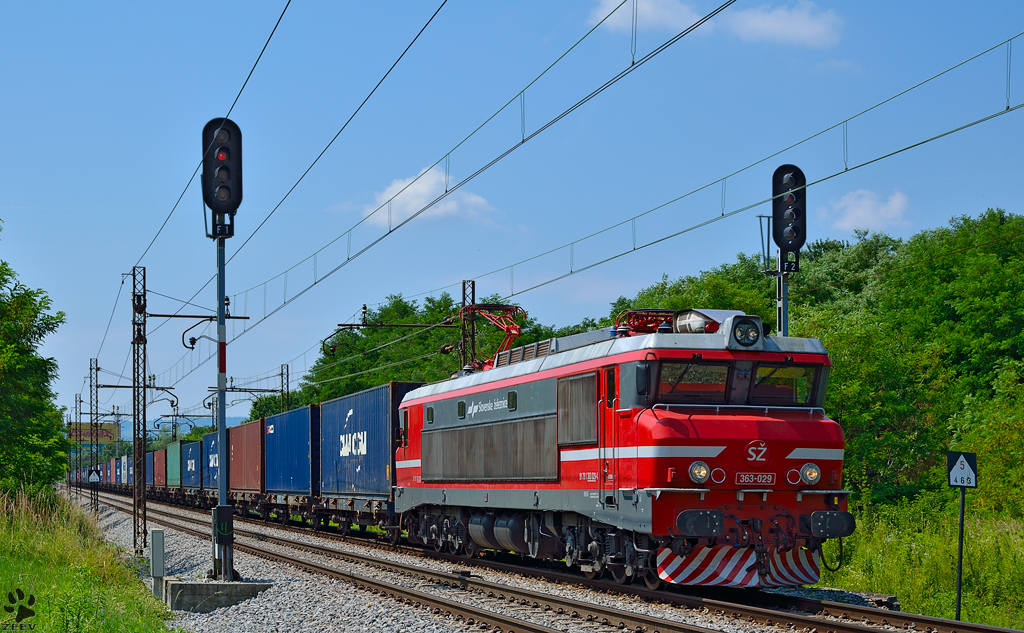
[230,419,264,493]
[110,457,118,484]
[154,448,167,487]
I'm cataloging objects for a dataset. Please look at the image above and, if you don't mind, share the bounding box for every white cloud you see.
[362,167,492,229]
[588,0,705,33]
[826,189,909,232]
[720,1,842,48]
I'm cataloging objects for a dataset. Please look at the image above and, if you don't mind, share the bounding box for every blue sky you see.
[1,1,1022,425]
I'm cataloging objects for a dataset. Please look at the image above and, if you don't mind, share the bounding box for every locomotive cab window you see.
[656,361,730,404]
[748,363,818,406]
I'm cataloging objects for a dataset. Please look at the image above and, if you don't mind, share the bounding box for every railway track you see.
[86,488,1019,633]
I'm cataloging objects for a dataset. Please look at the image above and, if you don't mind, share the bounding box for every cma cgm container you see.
[265,405,321,496]
[203,432,220,490]
[120,455,129,485]
[167,441,182,488]
[146,452,154,486]
[230,419,264,493]
[320,382,422,500]
[182,441,203,489]
[154,449,167,487]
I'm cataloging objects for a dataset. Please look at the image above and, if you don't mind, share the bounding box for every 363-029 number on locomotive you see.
[393,308,855,589]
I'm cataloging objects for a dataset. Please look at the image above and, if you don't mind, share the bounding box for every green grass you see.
[0,487,174,632]
[819,492,1024,630]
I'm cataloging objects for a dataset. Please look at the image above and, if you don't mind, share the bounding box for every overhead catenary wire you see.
[233,0,633,297]
[134,0,292,267]
[147,290,215,313]
[156,31,1024,396]
[151,0,724,390]
[94,274,126,359]
[226,0,450,266]
[232,92,1024,390]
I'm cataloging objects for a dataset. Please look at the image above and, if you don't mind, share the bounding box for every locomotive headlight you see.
[733,319,760,346]
[688,461,710,484]
[800,462,821,485]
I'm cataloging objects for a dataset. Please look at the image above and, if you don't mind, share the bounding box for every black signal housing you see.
[202,118,242,217]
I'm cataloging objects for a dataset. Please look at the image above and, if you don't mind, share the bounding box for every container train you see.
[77,308,854,589]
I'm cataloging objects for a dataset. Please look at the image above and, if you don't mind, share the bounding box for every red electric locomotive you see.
[394,308,854,589]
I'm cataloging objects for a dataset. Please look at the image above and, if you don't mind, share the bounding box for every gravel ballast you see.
[80,490,885,633]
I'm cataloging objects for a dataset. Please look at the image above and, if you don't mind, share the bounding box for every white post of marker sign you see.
[946,451,978,622]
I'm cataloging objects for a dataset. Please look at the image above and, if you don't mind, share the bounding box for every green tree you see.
[0,220,68,490]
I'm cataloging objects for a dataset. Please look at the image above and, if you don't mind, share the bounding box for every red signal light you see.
[216,147,229,162]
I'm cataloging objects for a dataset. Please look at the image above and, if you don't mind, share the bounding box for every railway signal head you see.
[772,164,806,253]
[202,118,242,235]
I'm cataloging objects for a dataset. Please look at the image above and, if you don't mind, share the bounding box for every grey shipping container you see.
[320,382,422,500]
[229,419,264,493]
[264,405,320,496]
[146,452,154,486]
[203,432,220,490]
[182,441,203,489]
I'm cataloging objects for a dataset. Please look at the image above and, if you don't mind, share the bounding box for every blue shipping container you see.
[203,432,220,490]
[105,463,110,483]
[146,452,154,486]
[182,441,203,489]
[320,382,421,499]
[114,460,120,484]
[264,405,320,495]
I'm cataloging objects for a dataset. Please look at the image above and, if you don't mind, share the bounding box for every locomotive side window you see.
[507,390,517,411]
[557,373,598,445]
[656,361,730,404]
[748,363,818,405]
[457,401,466,419]
[426,406,434,424]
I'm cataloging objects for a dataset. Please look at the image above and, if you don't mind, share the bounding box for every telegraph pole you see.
[132,265,148,553]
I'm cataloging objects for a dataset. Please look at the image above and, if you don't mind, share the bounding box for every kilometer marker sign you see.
[947,450,978,622]
[947,451,978,488]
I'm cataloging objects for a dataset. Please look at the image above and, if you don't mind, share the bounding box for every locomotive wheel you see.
[641,568,663,591]
[609,564,632,585]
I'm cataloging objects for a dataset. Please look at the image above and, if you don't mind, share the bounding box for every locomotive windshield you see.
[654,360,821,407]
[748,363,818,406]
[657,361,730,403]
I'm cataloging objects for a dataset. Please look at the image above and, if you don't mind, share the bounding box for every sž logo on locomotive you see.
[744,440,771,467]
[340,431,367,458]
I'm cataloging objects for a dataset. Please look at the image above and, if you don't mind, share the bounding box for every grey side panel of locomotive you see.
[422,379,558,482]
[394,486,655,534]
